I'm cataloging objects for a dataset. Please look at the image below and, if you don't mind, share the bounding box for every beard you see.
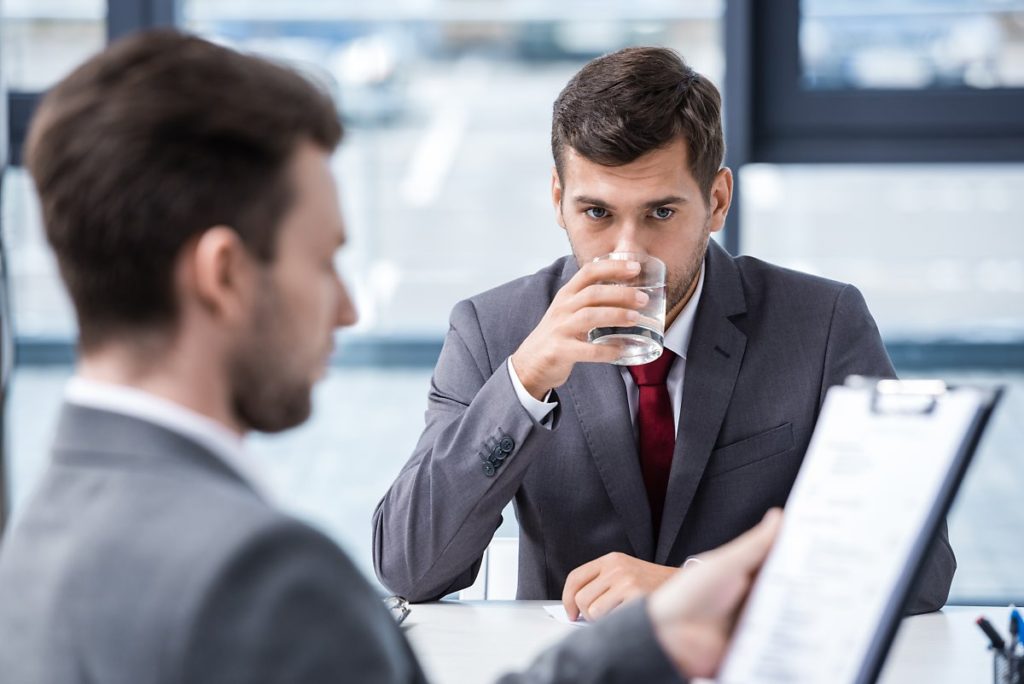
[227,277,315,434]
[665,225,710,316]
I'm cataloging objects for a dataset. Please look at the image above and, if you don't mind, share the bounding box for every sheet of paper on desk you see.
[543,604,588,626]
[718,385,985,684]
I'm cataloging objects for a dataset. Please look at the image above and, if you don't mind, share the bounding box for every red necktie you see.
[627,350,677,536]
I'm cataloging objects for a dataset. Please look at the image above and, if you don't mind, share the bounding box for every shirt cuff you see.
[507,357,558,428]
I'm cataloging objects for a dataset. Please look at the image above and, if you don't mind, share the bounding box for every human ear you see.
[187,226,255,324]
[708,167,733,234]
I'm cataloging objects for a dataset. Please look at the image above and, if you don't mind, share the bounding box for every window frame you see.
[723,0,1024,370]
[6,0,178,166]
[729,0,1024,166]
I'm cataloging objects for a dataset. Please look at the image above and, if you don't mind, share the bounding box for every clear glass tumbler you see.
[587,252,666,366]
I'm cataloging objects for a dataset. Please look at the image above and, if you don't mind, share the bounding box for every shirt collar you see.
[663,260,705,361]
[64,377,273,501]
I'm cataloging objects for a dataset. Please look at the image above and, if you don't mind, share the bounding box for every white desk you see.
[403,601,1009,683]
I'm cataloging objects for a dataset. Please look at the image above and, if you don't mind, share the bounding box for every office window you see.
[183,0,725,335]
[800,0,1024,90]
[1,169,74,340]
[2,0,106,91]
[728,0,1024,165]
[741,164,1024,341]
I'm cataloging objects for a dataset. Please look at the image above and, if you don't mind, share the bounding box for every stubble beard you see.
[228,277,314,434]
[665,224,710,318]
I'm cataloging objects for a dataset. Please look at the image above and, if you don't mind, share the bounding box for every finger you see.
[561,601,580,622]
[568,306,641,339]
[573,573,615,621]
[704,508,783,574]
[562,561,602,620]
[561,258,642,296]
[585,587,629,621]
[569,283,649,312]
[568,340,629,364]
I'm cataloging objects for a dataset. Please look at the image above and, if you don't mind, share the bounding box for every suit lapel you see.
[563,361,655,560]
[656,241,747,563]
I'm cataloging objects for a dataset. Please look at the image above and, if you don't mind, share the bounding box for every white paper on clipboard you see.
[718,380,996,684]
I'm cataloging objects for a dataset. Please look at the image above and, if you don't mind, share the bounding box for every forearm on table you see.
[372,367,554,601]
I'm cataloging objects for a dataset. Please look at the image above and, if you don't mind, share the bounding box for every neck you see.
[665,269,702,329]
[77,337,243,436]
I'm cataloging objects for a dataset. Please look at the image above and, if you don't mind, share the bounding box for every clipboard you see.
[719,376,1003,684]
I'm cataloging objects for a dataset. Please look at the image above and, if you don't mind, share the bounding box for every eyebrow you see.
[572,195,687,210]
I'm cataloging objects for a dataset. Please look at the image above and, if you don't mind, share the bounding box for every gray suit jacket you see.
[0,404,680,683]
[373,241,956,614]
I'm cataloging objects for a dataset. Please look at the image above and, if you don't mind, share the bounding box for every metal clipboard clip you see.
[845,376,947,415]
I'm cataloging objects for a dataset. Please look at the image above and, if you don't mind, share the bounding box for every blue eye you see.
[653,207,674,220]
[585,207,608,219]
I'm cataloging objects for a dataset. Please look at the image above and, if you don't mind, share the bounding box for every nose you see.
[611,220,644,255]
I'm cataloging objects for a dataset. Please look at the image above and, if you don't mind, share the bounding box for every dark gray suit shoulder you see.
[732,253,854,316]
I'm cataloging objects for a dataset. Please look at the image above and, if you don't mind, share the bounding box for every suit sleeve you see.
[498,599,684,684]
[819,284,956,615]
[373,298,559,602]
[179,520,427,684]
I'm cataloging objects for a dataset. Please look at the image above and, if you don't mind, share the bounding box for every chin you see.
[234,386,314,434]
[256,404,313,434]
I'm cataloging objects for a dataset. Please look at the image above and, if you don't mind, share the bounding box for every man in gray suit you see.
[373,47,956,618]
[0,30,784,684]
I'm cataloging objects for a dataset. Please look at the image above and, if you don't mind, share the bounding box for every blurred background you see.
[1,0,1022,603]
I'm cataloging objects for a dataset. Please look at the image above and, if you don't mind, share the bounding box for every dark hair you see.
[551,46,724,202]
[25,29,343,350]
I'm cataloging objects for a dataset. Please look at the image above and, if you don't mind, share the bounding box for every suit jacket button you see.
[482,463,496,477]
[499,436,515,453]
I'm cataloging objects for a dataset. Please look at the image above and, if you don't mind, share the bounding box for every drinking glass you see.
[587,252,666,366]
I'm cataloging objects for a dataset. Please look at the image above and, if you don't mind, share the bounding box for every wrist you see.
[510,353,548,401]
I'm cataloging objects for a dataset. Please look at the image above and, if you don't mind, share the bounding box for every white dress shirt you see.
[65,377,273,500]
[510,262,706,433]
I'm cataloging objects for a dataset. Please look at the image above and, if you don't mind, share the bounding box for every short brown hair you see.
[551,46,724,202]
[25,29,343,350]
